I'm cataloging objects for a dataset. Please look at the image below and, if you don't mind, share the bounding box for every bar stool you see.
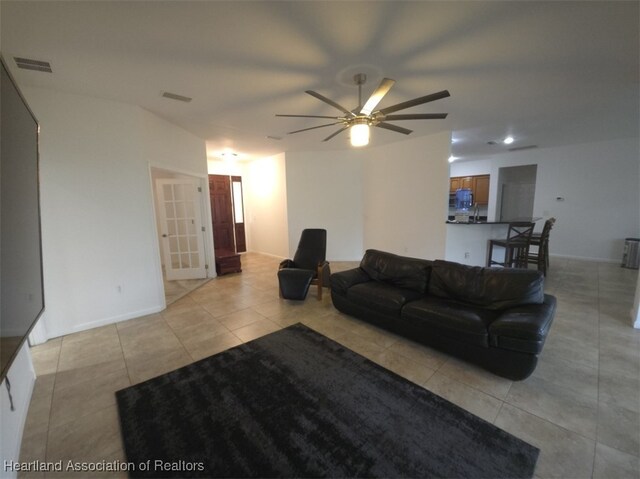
[487,222,535,268]
[528,218,556,275]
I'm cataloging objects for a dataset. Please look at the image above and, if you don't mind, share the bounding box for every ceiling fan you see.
[276,73,450,146]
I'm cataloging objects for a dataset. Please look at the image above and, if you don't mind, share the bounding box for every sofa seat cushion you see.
[401,297,499,347]
[428,260,544,310]
[347,282,424,318]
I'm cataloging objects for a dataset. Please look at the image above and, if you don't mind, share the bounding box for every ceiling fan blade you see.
[276,114,341,119]
[378,90,450,115]
[376,122,413,135]
[287,122,342,135]
[323,126,349,142]
[360,78,395,116]
[383,113,448,120]
[306,90,356,117]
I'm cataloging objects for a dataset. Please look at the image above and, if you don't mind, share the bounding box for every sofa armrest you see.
[489,294,557,354]
[330,268,371,295]
[279,259,295,270]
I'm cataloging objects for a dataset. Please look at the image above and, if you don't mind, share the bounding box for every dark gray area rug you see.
[116,323,539,478]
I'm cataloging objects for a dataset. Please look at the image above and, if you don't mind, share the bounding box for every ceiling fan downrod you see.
[354,73,367,110]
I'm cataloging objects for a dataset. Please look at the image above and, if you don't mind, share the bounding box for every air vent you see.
[161,91,192,103]
[508,145,538,152]
[14,57,52,73]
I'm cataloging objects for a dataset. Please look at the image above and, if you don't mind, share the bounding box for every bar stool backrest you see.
[506,222,535,242]
[539,217,556,246]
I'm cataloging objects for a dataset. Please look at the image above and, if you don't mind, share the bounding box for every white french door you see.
[156,178,207,281]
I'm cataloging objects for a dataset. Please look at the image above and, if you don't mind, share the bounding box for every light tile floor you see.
[162,274,210,306]
[21,253,640,478]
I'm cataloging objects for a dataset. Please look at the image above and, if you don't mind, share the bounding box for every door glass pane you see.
[163,184,173,200]
[232,181,244,223]
[174,184,184,201]
[169,237,178,253]
[177,220,187,235]
[165,202,175,219]
[168,221,177,236]
[181,253,191,268]
[171,254,180,269]
[175,202,186,219]
[190,253,199,267]
[179,236,188,252]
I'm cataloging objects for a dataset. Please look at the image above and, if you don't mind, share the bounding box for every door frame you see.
[148,165,216,307]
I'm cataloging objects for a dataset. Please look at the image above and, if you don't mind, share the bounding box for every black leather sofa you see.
[330,249,557,380]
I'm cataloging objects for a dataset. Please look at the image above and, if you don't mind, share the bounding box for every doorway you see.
[209,174,247,274]
[497,165,538,221]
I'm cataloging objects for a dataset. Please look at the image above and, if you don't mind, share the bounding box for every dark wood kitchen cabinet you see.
[449,174,490,205]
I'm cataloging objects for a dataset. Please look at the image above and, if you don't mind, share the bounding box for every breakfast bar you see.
[444,217,542,267]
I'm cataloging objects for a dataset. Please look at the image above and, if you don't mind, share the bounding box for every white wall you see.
[207,158,244,177]
[22,87,207,340]
[449,138,640,262]
[243,154,289,258]
[284,149,365,261]
[363,132,451,259]
[284,131,451,261]
[1,344,35,478]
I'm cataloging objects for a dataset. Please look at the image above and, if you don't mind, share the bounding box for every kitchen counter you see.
[444,218,542,266]
[446,217,542,225]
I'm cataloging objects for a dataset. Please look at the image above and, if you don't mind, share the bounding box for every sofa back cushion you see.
[428,260,544,310]
[359,249,432,293]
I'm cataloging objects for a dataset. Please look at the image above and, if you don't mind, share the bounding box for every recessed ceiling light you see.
[503,136,515,145]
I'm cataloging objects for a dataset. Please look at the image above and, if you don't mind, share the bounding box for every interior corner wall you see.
[450,137,640,262]
[242,153,289,258]
[21,87,207,340]
[284,149,364,261]
[363,132,451,259]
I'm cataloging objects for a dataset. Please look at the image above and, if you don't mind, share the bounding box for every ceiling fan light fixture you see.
[276,74,449,146]
[350,121,370,147]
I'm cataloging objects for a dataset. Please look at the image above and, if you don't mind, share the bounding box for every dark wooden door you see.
[209,175,235,253]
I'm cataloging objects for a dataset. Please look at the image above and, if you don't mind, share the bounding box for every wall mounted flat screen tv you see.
[0,57,45,381]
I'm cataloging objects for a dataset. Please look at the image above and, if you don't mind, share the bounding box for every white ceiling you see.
[2,1,638,161]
